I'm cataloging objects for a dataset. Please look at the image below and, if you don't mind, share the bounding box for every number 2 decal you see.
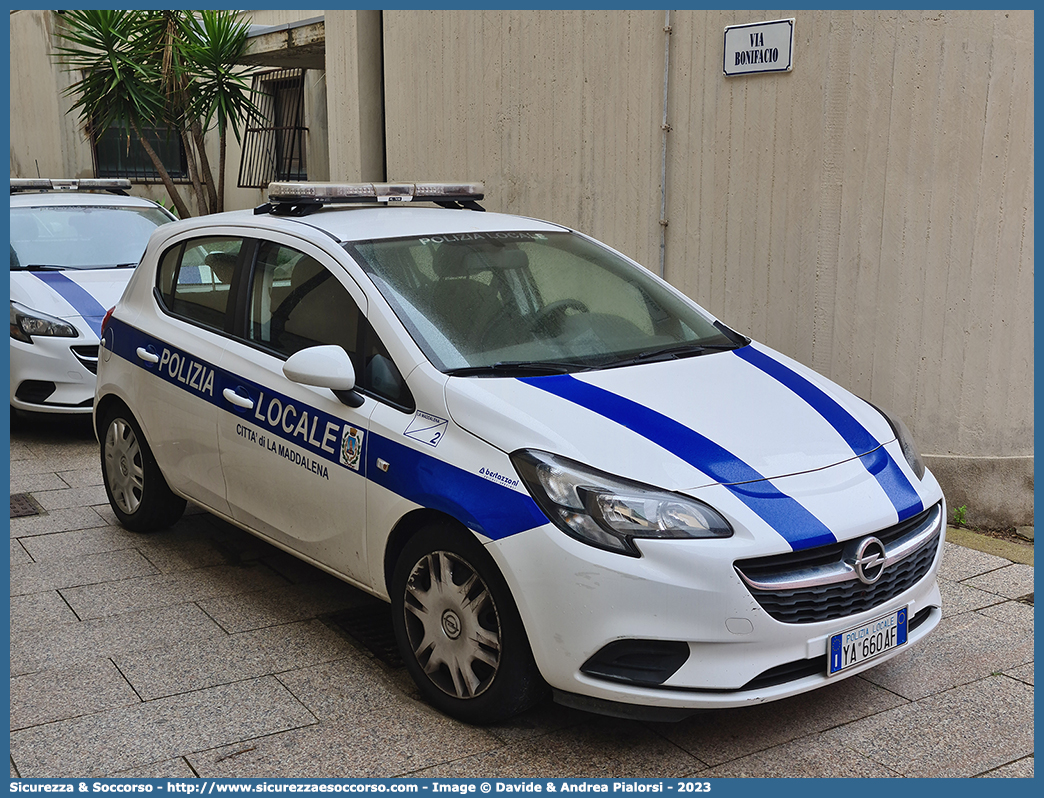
[404,411,449,448]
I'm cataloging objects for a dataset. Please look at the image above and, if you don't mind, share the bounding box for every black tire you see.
[391,523,547,724]
[100,405,186,532]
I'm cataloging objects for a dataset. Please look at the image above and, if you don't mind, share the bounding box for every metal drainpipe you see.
[659,11,672,280]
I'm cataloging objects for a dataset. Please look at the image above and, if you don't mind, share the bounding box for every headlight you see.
[867,401,926,481]
[511,449,733,556]
[10,301,78,343]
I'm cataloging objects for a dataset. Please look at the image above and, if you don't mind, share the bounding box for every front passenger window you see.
[248,241,414,411]
[249,241,360,358]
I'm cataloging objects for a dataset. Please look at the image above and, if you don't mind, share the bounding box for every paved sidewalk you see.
[8,413,1035,778]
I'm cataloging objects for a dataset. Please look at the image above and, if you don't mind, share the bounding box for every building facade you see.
[9,9,1034,527]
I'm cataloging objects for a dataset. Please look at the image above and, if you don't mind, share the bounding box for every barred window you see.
[93,124,189,183]
[238,68,307,189]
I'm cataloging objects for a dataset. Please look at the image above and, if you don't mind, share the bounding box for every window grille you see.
[238,68,307,189]
[92,124,189,183]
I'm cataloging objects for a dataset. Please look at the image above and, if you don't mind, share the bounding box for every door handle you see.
[222,387,255,410]
[135,346,160,364]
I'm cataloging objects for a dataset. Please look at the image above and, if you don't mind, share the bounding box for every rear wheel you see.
[391,523,546,724]
[100,406,185,532]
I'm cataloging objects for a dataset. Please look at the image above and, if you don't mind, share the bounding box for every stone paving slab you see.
[54,467,105,488]
[10,590,80,630]
[977,598,1034,631]
[9,472,70,494]
[10,659,141,731]
[31,484,110,511]
[820,675,1034,777]
[9,505,110,538]
[18,524,162,562]
[937,541,1013,581]
[858,610,1035,700]
[59,562,289,620]
[11,603,227,676]
[653,675,907,767]
[198,579,373,633]
[190,705,504,779]
[962,563,1035,599]
[699,734,902,778]
[11,548,159,596]
[9,538,31,566]
[1005,662,1034,686]
[978,757,1035,778]
[938,578,1007,617]
[114,620,359,700]
[413,719,706,778]
[273,658,422,722]
[111,759,199,779]
[9,677,318,777]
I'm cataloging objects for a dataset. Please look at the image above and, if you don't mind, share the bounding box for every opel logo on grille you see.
[852,536,887,585]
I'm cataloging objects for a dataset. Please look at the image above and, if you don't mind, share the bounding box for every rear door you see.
[128,233,253,514]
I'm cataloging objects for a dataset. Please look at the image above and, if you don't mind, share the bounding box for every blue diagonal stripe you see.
[33,272,107,336]
[520,374,837,550]
[733,345,924,522]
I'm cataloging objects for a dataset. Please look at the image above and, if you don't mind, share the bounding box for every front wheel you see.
[391,524,546,724]
[100,406,186,532]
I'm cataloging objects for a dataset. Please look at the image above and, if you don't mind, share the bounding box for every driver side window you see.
[248,240,413,410]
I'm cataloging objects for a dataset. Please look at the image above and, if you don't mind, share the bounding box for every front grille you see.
[735,503,943,624]
[71,345,100,374]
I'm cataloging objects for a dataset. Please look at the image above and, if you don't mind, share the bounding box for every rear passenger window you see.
[157,236,245,330]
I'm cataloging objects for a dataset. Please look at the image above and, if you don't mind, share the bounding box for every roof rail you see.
[10,178,132,196]
[254,181,485,216]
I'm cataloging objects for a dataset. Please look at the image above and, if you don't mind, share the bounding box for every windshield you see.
[348,231,745,373]
[10,205,173,271]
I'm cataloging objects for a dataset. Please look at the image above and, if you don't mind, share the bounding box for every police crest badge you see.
[340,425,364,471]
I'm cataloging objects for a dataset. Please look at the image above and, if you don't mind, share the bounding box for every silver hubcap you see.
[403,550,501,699]
[104,418,144,515]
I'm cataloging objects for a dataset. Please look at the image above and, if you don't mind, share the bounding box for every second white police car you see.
[95,181,945,723]
[11,178,175,414]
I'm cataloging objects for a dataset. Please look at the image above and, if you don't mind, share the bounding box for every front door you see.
[216,236,373,587]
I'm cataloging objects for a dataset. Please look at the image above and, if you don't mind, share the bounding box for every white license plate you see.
[828,607,908,675]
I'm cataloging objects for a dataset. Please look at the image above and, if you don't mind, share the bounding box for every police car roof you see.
[10,191,165,210]
[157,205,567,244]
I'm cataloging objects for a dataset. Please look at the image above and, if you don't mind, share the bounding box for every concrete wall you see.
[378,9,1033,528]
[325,10,384,182]
[9,11,91,182]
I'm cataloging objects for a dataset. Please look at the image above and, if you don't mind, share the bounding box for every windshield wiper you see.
[605,341,744,369]
[445,361,590,377]
[13,264,66,271]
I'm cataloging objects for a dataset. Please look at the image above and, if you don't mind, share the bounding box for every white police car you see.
[10,178,175,414]
[95,181,945,724]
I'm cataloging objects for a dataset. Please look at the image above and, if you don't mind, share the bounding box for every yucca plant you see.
[182,10,258,213]
[54,9,260,217]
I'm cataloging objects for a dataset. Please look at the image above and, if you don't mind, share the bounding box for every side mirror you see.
[282,345,364,407]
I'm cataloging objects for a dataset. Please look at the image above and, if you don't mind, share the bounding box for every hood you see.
[444,342,898,493]
[10,268,133,338]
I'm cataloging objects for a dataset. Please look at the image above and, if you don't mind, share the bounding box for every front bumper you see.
[487,492,945,712]
[10,335,99,414]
